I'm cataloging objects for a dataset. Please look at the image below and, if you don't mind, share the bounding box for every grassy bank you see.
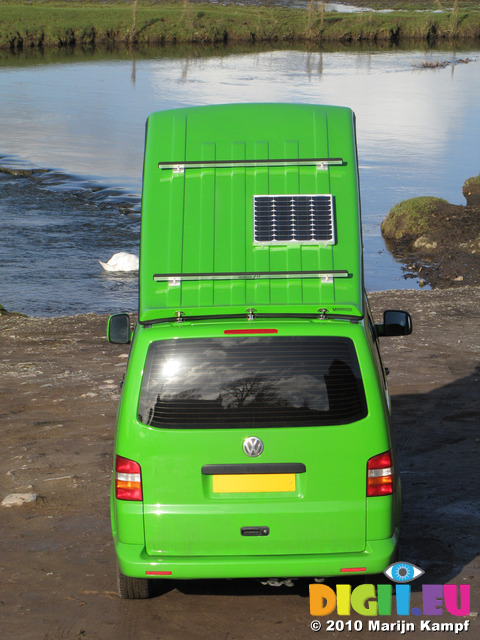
[1,1,480,49]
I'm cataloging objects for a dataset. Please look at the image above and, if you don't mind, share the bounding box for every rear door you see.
[139,333,373,558]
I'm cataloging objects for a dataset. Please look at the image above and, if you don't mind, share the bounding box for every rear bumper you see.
[115,531,398,580]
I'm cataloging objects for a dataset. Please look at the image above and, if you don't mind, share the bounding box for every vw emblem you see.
[243,437,264,458]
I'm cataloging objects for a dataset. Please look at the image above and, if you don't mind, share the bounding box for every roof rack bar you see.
[140,311,363,327]
[158,158,344,171]
[153,270,350,285]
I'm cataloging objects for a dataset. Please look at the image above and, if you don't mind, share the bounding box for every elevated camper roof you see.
[139,103,363,324]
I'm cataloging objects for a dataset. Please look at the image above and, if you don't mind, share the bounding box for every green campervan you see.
[108,104,412,599]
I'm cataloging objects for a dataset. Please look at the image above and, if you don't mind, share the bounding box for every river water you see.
[0,45,479,316]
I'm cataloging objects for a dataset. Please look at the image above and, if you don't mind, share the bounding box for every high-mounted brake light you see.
[115,456,142,501]
[367,451,394,497]
[224,329,278,335]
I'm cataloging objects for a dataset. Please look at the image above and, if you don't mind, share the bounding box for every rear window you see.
[138,337,367,429]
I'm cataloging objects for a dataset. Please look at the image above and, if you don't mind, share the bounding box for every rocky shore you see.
[382,175,480,289]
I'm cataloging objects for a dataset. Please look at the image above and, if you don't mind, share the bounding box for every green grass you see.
[464,173,480,187]
[1,1,480,49]
[381,196,450,241]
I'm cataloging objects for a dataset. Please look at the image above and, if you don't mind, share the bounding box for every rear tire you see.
[117,567,153,599]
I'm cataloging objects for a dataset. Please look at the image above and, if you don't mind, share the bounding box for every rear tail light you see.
[115,456,142,501]
[367,451,394,497]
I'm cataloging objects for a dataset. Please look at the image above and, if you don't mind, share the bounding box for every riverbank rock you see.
[381,181,480,289]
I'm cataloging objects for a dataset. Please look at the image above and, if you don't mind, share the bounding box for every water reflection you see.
[0,44,479,315]
[189,0,442,13]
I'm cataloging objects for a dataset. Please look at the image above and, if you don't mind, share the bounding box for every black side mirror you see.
[376,310,412,337]
[107,313,131,344]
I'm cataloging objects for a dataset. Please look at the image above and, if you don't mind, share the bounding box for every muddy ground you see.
[0,287,479,639]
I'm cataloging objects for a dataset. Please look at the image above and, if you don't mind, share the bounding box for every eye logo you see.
[384,561,424,583]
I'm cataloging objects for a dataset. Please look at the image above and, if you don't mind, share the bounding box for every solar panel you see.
[253,194,335,245]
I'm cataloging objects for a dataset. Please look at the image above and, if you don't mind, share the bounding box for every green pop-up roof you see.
[139,104,363,323]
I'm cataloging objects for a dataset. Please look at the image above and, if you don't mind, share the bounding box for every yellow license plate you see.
[212,473,296,493]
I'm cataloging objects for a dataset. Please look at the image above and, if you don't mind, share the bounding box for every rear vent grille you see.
[253,194,335,245]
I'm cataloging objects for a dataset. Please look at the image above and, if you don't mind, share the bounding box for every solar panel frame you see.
[253,194,335,245]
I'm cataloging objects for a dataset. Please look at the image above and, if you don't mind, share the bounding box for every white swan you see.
[99,252,139,272]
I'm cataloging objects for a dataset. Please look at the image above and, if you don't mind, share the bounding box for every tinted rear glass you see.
[138,337,367,429]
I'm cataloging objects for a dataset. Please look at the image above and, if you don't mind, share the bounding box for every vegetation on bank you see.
[381,196,450,242]
[383,173,480,244]
[381,174,480,288]
[0,303,27,317]
[1,0,480,49]
[464,173,480,187]
[463,173,480,206]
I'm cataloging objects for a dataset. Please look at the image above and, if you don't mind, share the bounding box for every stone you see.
[1,492,38,507]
